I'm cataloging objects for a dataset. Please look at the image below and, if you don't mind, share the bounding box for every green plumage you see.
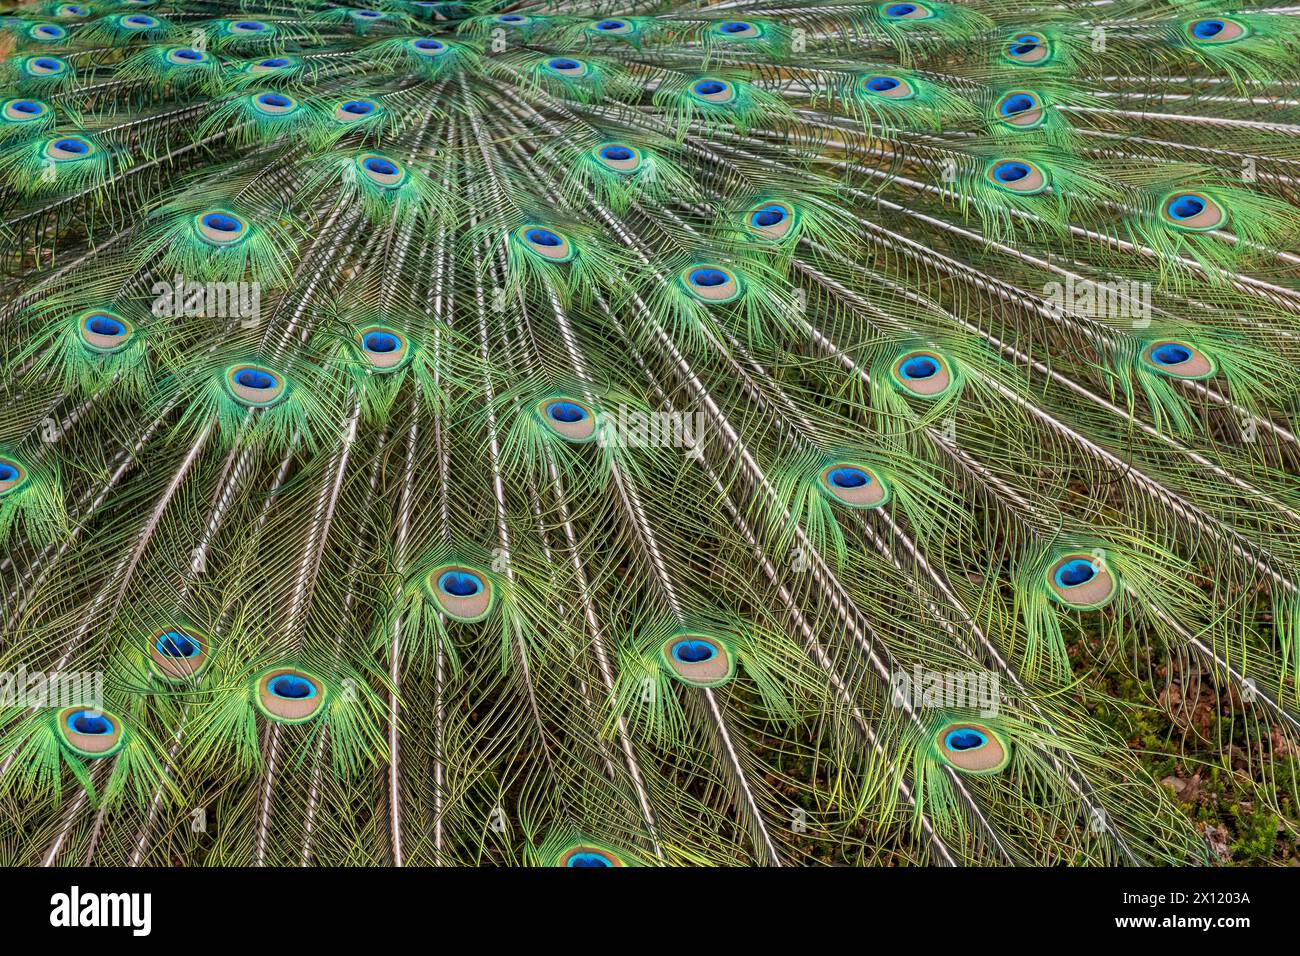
[0,0,1298,870]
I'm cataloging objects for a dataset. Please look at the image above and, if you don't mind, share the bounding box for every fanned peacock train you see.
[0,0,1297,866]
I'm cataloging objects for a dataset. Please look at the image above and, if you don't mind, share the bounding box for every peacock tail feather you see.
[0,0,1298,868]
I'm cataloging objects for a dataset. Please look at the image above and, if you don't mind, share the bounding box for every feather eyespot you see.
[890,349,954,398]
[881,2,934,19]
[987,158,1048,194]
[194,209,248,245]
[534,396,599,443]
[118,13,158,29]
[819,462,889,508]
[1003,33,1052,65]
[1186,17,1248,44]
[714,20,762,38]
[994,90,1044,128]
[229,19,270,33]
[555,844,626,867]
[690,78,735,104]
[23,56,68,76]
[255,668,327,723]
[149,627,210,682]
[545,57,588,77]
[55,4,90,17]
[594,142,641,173]
[224,364,286,407]
[410,37,447,56]
[78,310,134,354]
[425,564,495,622]
[0,457,28,496]
[1046,551,1118,609]
[56,707,126,758]
[935,722,1010,773]
[659,632,736,687]
[249,55,295,73]
[253,91,297,115]
[745,200,797,241]
[166,47,208,65]
[680,264,742,303]
[335,97,380,121]
[591,18,631,34]
[497,14,528,23]
[1140,340,1216,380]
[44,135,94,162]
[1159,191,1226,231]
[3,98,48,122]
[358,153,406,189]
[29,23,68,39]
[516,225,575,262]
[859,74,915,100]
[356,325,411,371]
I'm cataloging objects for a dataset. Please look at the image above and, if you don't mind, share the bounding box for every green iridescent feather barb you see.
[0,0,1297,867]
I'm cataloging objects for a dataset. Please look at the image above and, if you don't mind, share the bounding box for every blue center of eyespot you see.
[270,675,315,699]
[157,630,199,657]
[694,80,727,96]
[901,355,939,379]
[1167,195,1205,220]
[439,570,483,597]
[549,58,580,70]
[258,93,291,108]
[0,464,18,482]
[526,228,561,247]
[1192,19,1224,38]
[86,315,124,336]
[568,852,612,867]
[690,268,728,287]
[203,212,242,232]
[260,57,290,67]
[125,15,152,25]
[11,100,42,113]
[415,38,443,49]
[342,100,374,114]
[70,711,113,735]
[235,369,275,390]
[1010,35,1040,54]
[363,331,399,352]
[1151,343,1191,366]
[364,157,398,176]
[37,25,63,35]
[1001,93,1035,115]
[829,467,870,488]
[866,75,900,92]
[751,205,786,227]
[499,14,523,21]
[67,5,86,13]
[174,48,202,60]
[596,19,624,29]
[547,401,588,423]
[1055,558,1097,588]
[886,3,918,15]
[945,729,987,752]
[993,161,1030,182]
[53,137,88,154]
[235,20,265,29]
[600,145,633,161]
[355,9,381,16]
[721,21,750,32]
[672,639,717,664]
[34,58,63,70]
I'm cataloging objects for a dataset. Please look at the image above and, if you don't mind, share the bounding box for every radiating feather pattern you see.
[0,0,1298,867]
